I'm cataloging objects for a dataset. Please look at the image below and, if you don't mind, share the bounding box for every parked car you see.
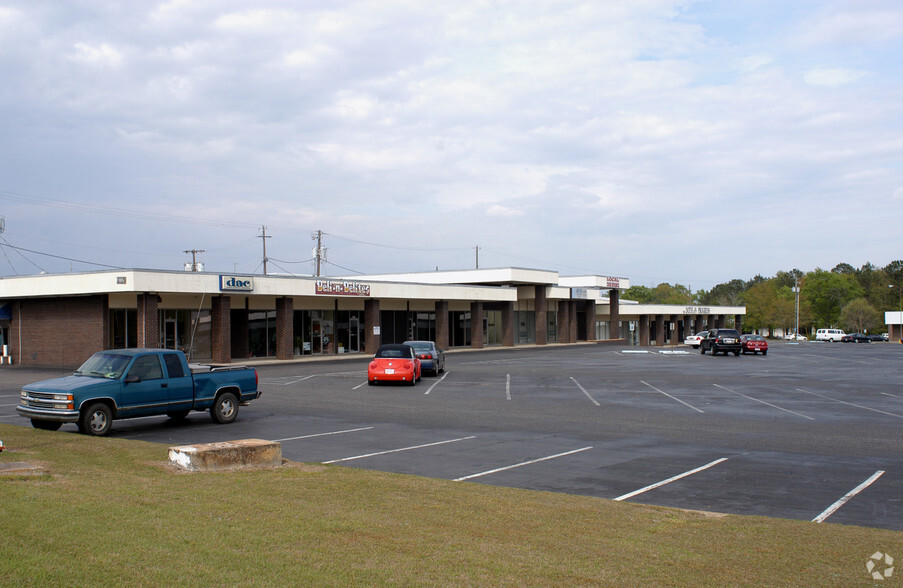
[866,334,885,342]
[700,329,742,356]
[367,344,421,385]
[405,340,445,376]
[784,333,807,341]
[740,334,768,355]
[840,333,871,343]
[815,328,846,342]
[683,331,708,349]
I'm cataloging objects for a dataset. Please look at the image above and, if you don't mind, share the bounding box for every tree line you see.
[622,260,903,336]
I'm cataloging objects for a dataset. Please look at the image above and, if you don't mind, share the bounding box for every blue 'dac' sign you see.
[220,275,254,292]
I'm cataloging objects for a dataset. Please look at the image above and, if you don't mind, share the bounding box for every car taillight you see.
[418,353,432,360]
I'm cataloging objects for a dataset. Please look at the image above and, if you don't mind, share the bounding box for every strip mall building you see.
[0,267,745,367]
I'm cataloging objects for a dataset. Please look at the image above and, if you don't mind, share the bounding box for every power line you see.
[0,238,120,270]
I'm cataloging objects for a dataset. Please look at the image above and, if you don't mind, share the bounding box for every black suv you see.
[700,328,742,356]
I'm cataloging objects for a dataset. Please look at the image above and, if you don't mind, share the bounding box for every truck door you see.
[162,352,194,412]
[120,354,169,416]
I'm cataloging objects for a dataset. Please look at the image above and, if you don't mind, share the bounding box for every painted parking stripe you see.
[614,457,729,501]
[812,470,885,523]
[454,446,594,482]
[274,426,374,442]
[0,403,21,408]
[640,380,704,413]
[323,435,477,464]
[713,384,814,420]
[505,374,511,400]
[423,371,450,395]
[795,388,903,419]
[882,392,903,400]
[570,378,600,406]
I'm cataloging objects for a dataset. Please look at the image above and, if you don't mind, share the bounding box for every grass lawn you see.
[1,424,899,586]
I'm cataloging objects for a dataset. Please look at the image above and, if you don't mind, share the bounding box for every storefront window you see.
[484,310,503,346]
[450,311,471,347]
[517,311,535,344]
[293,310,334,355]
[336,310,363,354]
[248,310,276,357]
[111,309,137,349]
[158,309,212,359]
[547,310,558,343]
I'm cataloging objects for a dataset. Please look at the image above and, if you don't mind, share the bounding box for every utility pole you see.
[475,245,479,269]
[793,277,800,338]
[259,226,271,275]
[311,230,325,276]
[183,249,205,272]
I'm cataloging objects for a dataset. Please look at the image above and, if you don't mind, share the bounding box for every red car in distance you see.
[368,344,421,386]
[740,334,768,355]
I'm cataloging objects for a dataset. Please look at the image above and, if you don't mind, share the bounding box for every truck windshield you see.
[74,352,131,379]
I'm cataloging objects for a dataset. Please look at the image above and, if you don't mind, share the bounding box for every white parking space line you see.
[274,426,374,442]
[613,457,729,501]
[505,374,511,400]
[454,446,594,482]
[353,381,368,390]
[640,380,704,413]
[713,384,814,420]
[323,435,477,464]
[0,414,19,420]
[0,403,21,408]
[423,371,450,395]
[882,392,903,400]
[570,378,600,406]
[795,389,903,419]
[812,470,885,523]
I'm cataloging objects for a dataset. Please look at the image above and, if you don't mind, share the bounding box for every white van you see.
[816,328,846,342]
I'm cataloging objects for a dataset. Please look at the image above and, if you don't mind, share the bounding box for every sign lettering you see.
[315,280,371,297]
[220,275,254,292]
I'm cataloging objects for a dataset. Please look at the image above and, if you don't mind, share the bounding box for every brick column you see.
[470,302,484,349]
[567,301,577,343]
[535,286,548,345]
[735,314,743,333]
[501,301,515,347]
[639,314,649,346]
[609,289,620,340]
[365,299,381,353]
[211,296,232,364]
[275,297,294,360]
[435,301,449,350]
[137,293,159,348]
[557,301,570,343]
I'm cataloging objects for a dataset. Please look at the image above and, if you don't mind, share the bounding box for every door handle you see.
[161,383,168,388]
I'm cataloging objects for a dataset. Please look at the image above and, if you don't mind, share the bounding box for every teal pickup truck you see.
[17,348,261,436]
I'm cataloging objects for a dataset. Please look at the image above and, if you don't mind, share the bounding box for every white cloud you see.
[69,42,123,67]
[803,67,868,86]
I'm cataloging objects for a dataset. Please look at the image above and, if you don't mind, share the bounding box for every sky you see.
[0,0,901,290]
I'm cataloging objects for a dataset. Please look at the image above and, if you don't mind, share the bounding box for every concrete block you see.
[168,439,282,472]
[0,462,44,476]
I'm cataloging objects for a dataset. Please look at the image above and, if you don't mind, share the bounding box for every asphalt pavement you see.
[2,341,902,530]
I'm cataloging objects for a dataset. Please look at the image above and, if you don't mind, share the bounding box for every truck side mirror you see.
[124,375,141,384]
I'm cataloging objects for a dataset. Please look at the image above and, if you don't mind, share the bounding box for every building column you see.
[669,315,679,345]
[639,315,649,346]
[470,302,484,349]
[735,314,743,333]
[557,301,571,344]
[275,297,294,360]
[567,301,578,343]
[655,314,665,346]
[137,293,159,348]
[535,286,548,345]
[609,289,620,340]
[501,301,515,347]
[211,295,232,364]
[365,299,381,352]
[435,301,449,350]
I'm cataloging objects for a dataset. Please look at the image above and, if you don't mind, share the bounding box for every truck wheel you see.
[700,346,706,354]
[31,419,62,431]
[79,402,112,436]
[211,392,238,424]
[733,350,740,356]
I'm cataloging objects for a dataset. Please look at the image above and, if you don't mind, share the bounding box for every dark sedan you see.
[841,333,871,343]
[405,341,446,376]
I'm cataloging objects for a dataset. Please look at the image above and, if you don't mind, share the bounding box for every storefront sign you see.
[220,275,254,292]
[315,280,371,297]
[683,306,711,314]
[606,277,621,288]
[571,288,589,299]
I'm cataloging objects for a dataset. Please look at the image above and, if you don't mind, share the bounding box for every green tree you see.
[622,285,655,303]
[699,279,747,306]
[804,268,863,327]
[840,298,881,333]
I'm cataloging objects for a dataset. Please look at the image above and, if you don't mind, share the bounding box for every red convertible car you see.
[740,334,768,355]
[368,344,421,386]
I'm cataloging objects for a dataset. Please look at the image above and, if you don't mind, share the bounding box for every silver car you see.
[404,341,446,376]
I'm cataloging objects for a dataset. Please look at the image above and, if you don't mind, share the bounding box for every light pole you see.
[890,284,903,343]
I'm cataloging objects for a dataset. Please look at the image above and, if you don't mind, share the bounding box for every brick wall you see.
[10,296,108,367]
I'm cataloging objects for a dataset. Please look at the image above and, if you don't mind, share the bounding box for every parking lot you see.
[2,341,902,530]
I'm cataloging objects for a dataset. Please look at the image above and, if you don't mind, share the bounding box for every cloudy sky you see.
[0,0,901,289]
